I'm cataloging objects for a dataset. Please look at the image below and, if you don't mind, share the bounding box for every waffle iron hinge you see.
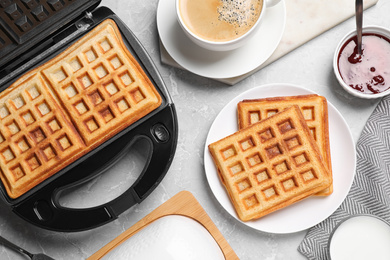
[75,11,95,31]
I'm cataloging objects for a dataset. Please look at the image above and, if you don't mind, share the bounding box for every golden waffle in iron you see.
[208,106,331,221]
[0,74,85,198]
[237,94,332,196]
[41,19,161,148]
[0,19,162,199]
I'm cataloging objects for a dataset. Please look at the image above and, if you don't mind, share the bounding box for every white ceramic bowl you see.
[333,25,390,99]
[103,216,225,260]
[176,0,281,52]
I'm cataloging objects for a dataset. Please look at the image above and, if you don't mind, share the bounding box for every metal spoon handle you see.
[0,235,34,259]
[356,0,363,55]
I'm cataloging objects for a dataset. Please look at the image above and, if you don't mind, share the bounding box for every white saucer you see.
[204,84,356,234]
[156,0,286,79]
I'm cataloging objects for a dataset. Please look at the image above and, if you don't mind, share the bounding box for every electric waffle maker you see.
[0,0,178,232]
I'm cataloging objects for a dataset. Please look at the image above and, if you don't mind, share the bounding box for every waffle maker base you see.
[0,5,178,232]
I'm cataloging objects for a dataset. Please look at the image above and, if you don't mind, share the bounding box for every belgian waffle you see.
[208,106,332,221]
[237,94,332,196]
[41,20,161,148]
[0,19,162,199]
[0,74,85,199]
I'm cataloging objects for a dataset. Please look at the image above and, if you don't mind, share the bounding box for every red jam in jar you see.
[338,33,390,94]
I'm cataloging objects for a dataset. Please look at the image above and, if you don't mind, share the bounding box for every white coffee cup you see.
[176,0,281,51]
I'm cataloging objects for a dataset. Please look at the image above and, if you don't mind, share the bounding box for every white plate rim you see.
[156,0,286,79]
[204,84,357,234]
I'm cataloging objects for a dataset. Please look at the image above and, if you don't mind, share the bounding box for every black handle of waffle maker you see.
[12,104,177,232]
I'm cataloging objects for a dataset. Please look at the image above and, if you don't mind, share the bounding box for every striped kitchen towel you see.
[298,94,390,259]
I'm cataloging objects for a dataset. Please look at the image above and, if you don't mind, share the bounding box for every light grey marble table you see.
[0,0,389,259]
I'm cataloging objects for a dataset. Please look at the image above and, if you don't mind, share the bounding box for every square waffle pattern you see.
[0,19,161,199]
[237,94,332,196]
[1,0,75,39]
[208,106,331,221]
[0,74,85,198]
[41,20,161,147]
[0,0,92,63]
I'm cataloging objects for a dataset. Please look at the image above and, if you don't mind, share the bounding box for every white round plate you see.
[156,0,286,79]
[204,84,356,234]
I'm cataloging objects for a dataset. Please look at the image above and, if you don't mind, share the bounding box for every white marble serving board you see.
[159,0,378,85]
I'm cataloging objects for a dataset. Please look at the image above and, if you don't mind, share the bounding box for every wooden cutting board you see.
[87,191,238,260]
[160,0,378,85]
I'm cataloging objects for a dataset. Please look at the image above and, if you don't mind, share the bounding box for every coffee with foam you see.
[178,0,263,42]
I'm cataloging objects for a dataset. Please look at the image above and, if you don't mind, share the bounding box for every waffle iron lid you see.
[0,0,101,70]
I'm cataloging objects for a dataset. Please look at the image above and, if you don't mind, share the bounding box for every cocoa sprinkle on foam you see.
[217,0,261,30]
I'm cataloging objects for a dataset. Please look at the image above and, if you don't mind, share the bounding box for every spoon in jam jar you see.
[356,0,363,56]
